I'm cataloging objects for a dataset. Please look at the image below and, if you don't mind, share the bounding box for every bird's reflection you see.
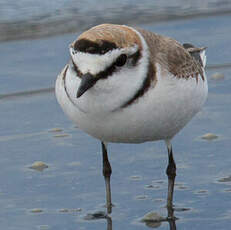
[142,206,177,230]
[106,216,112,230]
[166,206,177,230]
[89,206,177,230]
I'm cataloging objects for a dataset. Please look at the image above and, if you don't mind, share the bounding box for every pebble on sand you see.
[194,190,209,195]
[141,212,166,228]
[59,209,69,213]
[135,195,148,200]
[84,211,107,220]
[29,161,48,172]
[53,134,69,138]
[48,128,63,132]
[59,208,82,213]
[129,175,142,180]
[218,175,231,183]
[201,133,218,140]
[211,72,224,80]
[30,208,43,213]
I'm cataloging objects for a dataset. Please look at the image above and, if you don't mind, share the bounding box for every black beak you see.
[76,73,97,98]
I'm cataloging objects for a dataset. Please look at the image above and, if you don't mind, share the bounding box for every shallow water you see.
[1,0,231,42]
[2,0,231,23]
[0,7,231,230]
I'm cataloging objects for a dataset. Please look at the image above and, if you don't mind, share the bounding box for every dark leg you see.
[101,142,112,214]
[165,140,176,217]
[167,213,177,230]
[106,215,112,230]
[167,205,177,229]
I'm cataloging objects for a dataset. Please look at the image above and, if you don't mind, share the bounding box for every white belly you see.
[56,64,208,143]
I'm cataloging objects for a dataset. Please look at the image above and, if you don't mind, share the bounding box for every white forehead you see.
[70,45,138,75]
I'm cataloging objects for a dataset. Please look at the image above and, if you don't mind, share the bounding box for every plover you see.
[55,24,208,217]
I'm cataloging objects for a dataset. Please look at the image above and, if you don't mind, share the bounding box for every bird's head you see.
[69,24,145,98]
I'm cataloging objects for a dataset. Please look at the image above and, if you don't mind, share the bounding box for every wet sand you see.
[0,13,231,230]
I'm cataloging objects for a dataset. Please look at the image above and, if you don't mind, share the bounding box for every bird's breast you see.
[56,64,207,143]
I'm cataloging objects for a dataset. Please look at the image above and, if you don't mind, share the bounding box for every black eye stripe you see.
[71,49,142,81]
[95,52,140,79]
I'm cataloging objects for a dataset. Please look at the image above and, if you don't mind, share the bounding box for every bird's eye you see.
[115,54,127,67]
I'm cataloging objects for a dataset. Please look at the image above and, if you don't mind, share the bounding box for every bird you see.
[55,24,208,217]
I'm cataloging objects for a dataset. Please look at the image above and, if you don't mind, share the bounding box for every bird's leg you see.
[106,215,112,230]
[167,212,177,230]
[101,142,112,214]
[167,204,177,229]
[165,140,176,217]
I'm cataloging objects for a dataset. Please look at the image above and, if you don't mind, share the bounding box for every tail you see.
[199,48,207,68]
[183,43,207,68]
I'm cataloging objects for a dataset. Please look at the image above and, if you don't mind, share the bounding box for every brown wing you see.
[164,41,204,81]
[136,27,205,81]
